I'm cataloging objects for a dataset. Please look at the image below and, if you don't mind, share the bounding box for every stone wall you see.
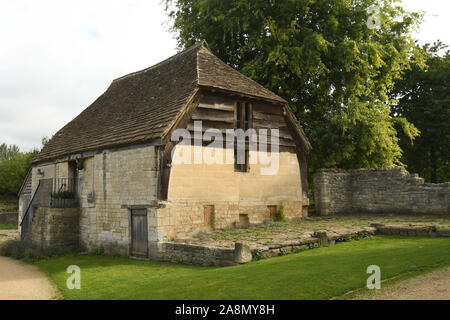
[314,167,449,216]
[30,144,159,255]
[29,142,308,258]
[0,196,18,225]
[371,223,450,237]
[159,242,236,266]
[169,146,304,203]
[30,207,80,248]
[76,145,159,255]
[154,201,305,242]
[162,144,308,240]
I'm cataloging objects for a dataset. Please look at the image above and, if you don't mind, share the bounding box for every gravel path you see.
[356,266,450,300]
[0,229,19,242]
[0,256,59,300]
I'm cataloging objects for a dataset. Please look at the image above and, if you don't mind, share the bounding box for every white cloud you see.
[401,0,450,47]
[0,0,449,152]
[0,0,177,151]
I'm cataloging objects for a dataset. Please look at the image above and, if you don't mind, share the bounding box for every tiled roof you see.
[33,41,304,164]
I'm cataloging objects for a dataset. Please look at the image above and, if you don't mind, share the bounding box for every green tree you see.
[0,152,35,195]
[0,143,20,162]
[165,0,423,172]
[41,136,51,147]
[391,42,450,182]
[0,140,40,196]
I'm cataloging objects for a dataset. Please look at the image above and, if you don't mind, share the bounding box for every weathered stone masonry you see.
[30,207,79,248]
[77,145,159,255]
[314,167,449,216]
[26,142,307,258]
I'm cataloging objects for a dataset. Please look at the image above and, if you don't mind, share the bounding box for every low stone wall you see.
[0,212,17,225]
[158,242,252,267]
[371,223,450,237]
[314,167,449,216]
[251,228,376,260]
[30,207,80,248]
[158,228,376,266]
[0,196,18,225]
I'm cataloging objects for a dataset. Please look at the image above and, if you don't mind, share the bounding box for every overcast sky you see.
[1,0,449,152]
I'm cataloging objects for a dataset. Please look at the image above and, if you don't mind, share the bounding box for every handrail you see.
[20,178,78,227]
[58,183,67,193]
[20,180,42,226]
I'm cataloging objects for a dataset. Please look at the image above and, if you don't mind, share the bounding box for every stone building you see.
[18,41,311,258]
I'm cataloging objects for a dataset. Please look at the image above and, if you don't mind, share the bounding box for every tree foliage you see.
[0,152,36,196]
[391,42,450,182]
[165,0,423,172]
[0,143,20,162]
[0,144,39,196]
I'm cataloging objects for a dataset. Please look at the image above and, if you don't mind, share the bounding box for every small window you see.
[203,205,215,229]
[234,101,252,172]
[239,214,250,228]
[268,205,277,221]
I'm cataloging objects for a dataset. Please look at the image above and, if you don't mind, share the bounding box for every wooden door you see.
[203,205,215,229]
[131,209,148,257]
[239,214,249,228]
[268,205,277,221]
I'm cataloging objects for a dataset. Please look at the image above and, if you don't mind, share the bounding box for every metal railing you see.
[21,179,52,240]
[51,178,78,208]
[20,178,78,240]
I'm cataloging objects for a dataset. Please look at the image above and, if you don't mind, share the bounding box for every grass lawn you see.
[35,236,450,300]
[0,224,17,230]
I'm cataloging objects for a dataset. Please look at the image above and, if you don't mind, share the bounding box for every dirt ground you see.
[0,256,59,300]
[356,266,450,300]
[0,229,19,242]
[0,229,59,300]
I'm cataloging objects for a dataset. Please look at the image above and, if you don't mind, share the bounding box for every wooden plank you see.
[186,125,294,143]
[253,111,285,122]
[279,145,297,153]
[253,119,287,129]
[170,138,297,153]
[201,94,235,107]
[198,102,235,112]
[253,103,284,115]
[274,128,294,140]
[181,135,295,148]
[191,108,235,122]
[274,137,297,147]
[259,137,296,147]
[187,120,234,131]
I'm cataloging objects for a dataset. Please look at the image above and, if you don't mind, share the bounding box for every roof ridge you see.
[112,41,207,83]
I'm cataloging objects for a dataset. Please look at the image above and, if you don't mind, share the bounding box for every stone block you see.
[234,242,252,264]
[313,231,329,246]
